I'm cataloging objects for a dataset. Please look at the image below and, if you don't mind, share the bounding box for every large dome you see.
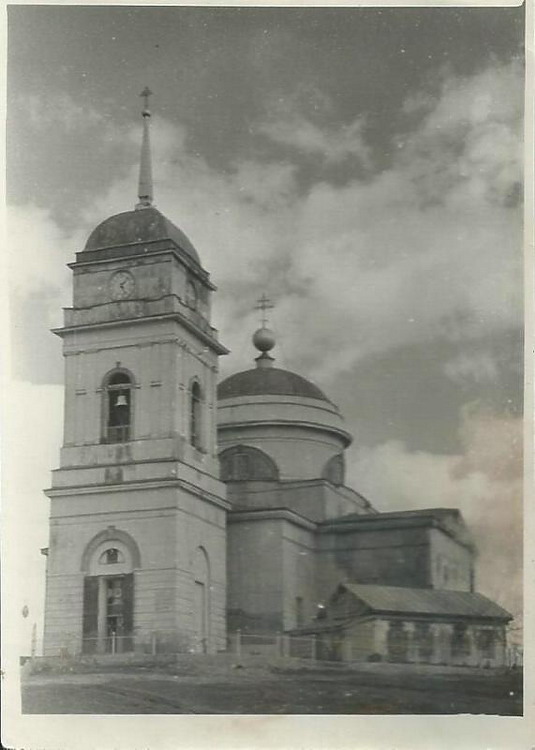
[218,367,330,403]
[84,207,200,264]
[217,330,352,484]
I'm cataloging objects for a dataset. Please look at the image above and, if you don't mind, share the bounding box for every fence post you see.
[151,631,157,656]
[236,629,242,658]
[276,632,282,657]
[111,632,116,655]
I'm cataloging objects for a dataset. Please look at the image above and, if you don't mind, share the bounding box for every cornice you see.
[44,476,231,511]
[218,418,352,446]
[319,513,475,551]
[71,242,216,289]
[52,310,229,355]
[228,506,317,531]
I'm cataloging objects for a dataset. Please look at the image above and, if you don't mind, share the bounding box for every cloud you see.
[10,59,523,385]
[265,60,523,381]
[145,62,522,383]
[398,60,524,209]
[6,204,81,382]
[7,204,75,300]
[15,92,105,133]
[3,380,64,650]
[347,404,523,627]
[258,114,371,166]
[444,350,499,385]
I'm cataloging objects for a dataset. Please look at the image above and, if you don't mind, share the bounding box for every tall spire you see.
[136,86,153,210]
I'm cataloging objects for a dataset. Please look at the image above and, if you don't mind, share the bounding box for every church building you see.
[42,93,511,667]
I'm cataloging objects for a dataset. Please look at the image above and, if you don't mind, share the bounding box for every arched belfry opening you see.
[103,370,133,443]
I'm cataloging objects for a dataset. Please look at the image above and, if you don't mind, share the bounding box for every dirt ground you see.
[21,661,523,715]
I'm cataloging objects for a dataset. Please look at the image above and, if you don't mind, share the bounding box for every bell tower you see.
[43,91,229,656]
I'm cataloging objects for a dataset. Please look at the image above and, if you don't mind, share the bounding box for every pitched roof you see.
[340,583,512,621]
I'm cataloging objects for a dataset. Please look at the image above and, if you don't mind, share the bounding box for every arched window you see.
[190,381,202,448]
[322,454,345,486]
[186,280,198,310]
[219,445,279,481]
[98,548,125,565]
[104,371,133,443]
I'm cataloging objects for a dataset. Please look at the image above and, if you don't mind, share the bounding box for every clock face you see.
[109,270,135,300]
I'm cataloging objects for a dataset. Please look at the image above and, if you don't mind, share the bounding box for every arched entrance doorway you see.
[81,528,140,654]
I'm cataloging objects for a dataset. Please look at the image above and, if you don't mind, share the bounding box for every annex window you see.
[476,629,496,660]
[190,381,202,448]
[104,371,133,443]
[414,622,433,661]
[451,623,470,660]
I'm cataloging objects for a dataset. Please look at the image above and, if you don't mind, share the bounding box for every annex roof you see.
[340,583,512,621]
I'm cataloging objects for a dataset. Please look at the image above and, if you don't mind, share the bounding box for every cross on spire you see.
[255,293,274,327]
[140,86,153,114]
[136,87,154,209]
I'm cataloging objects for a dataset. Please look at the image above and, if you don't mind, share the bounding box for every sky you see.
[4,4,525,650]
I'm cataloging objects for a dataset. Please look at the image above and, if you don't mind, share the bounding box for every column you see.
[97,577,107,654]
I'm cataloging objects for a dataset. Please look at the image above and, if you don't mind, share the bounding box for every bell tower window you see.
[190,380,202,448]
[186,280,198,310]
[104,371,133,443]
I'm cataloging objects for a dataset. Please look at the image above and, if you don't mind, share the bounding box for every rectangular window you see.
[414,622,433,661]
[452,623,470,659]
[477,629,496,659]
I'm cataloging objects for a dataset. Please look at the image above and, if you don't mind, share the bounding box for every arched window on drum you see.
[322,454,345,486]
[219,445,279,482]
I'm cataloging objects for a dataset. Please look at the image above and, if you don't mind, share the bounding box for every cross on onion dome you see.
[255,293,274,328]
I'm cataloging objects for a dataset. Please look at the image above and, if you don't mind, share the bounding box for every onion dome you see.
[219,326,330,402]
[83,206,200,263]
[218,366,330,402]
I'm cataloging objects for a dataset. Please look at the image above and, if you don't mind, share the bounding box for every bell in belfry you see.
[115,393,128,407]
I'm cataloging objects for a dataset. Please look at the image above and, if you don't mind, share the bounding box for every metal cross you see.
[255,293,274,327]
[140,86,153,110]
